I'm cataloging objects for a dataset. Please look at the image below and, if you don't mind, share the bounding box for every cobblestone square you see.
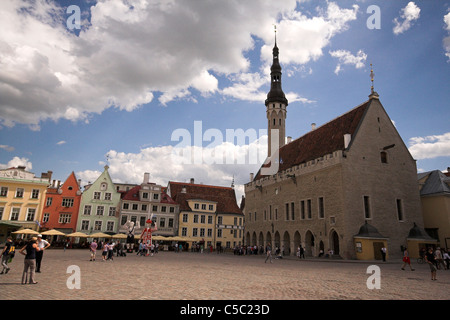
[1,249,449,302]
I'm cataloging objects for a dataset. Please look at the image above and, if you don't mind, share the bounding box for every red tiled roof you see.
[122,185,176,204]
[169,181,243,215]
[255,100,369,180]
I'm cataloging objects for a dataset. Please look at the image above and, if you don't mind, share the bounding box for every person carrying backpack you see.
[1,237,15,274]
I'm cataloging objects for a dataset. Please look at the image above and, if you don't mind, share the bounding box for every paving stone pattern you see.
[0,249,449,300]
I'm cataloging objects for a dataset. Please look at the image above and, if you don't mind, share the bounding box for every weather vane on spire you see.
[370,63,375,94]
[273,24,277,44]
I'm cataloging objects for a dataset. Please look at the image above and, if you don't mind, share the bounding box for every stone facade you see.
[245,97,425,259]
[243,42,424,260]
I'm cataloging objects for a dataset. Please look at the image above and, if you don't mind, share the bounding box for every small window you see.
[318,197,324,219]
[380,151,388,164]
[364,196,371,219]
[396,199,404,221]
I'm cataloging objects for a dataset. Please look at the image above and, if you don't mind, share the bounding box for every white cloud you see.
[329,49,367,75]
[0,145,14,152]
[0,0,357,128]
[56,140,66,145]
[76,133,270,201]
[0,157,33,170]
[408,132,450,160]
[444,12,450,61]
[393,2,421,35]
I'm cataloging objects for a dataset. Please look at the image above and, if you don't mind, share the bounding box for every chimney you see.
[190,178,195,184]
[78,179,82,187]
[287,136,292,144]
[344,134,352,149]
[249,173,254,181]
[311,123,316,131]
[143,172,150,184]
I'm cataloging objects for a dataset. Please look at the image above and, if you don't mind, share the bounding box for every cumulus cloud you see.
[0,0,358,128]
[329,49,367,75]
[393,2,421,35]
[408,132,450,160]
[0,157,33,170]
[76,132,270,201]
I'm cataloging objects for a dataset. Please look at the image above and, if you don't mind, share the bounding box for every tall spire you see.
[266,26,288,157]
[265,25,288,106]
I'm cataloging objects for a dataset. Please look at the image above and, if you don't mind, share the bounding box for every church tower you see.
[265,30,288,157]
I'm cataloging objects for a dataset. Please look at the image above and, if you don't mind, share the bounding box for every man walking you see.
[1,237,14,274]
[36,235,50,273]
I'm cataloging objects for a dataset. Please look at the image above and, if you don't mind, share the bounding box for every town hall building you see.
[243,38,430,260]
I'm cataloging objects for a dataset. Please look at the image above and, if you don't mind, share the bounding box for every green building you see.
[76,165,121,235]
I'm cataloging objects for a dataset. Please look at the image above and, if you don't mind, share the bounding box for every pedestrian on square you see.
[300,245,305,259]
[19,237,40,284]
[265,243,273,263]
[443,249,450,270]
[137,241,144,256]
[116,241,123,257]
[90,240,98,261]
[107,240,114,261]
[35,234,50,273]
[401,247,415,271]
[381,246,387,262]
[101,241,109,261]
[434,247,447,270]
[425,247,437,281]
[1,237,14,274]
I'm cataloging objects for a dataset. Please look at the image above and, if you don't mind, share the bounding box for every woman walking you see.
[401,247,415,271]
[19,237,41,284]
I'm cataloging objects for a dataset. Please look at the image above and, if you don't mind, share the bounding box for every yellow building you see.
[418,169,450,251]
[0,166,52,242]
[167,180,244,251]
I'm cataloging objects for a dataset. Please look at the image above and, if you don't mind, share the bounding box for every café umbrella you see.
[41,229,66,236]
[65,232,89,238]
[11,228,39,235]
[89,232,111,238]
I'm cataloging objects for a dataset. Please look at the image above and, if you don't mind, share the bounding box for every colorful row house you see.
[0,166,52,243]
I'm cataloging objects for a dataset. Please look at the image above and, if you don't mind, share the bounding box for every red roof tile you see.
[169,181,243,215]
[255,100,369,179]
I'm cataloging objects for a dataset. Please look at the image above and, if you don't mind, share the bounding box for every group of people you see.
[400,246,449,281]
[89,239,128,261]
[137,241,159,256]
[1,234,50,284]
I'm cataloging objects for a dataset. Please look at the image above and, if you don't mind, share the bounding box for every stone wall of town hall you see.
[244,151,347,257]
[340,99,424,259]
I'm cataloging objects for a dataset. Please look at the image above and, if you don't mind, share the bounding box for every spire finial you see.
[370,63,375,94]
[273,24,277,46]
[369,63,379,99]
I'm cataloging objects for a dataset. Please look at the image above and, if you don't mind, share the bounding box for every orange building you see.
[40,172,82,234]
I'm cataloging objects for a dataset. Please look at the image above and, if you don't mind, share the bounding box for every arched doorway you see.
[283,231,291,255]
[305,230,315,257]
[252,232,257,246]
[265,231,272,247]
[259,232,264,247]
[319,240,325,257]
[245,232,251,246]
[274,231,280,251]
[330,230,340,256]
[294,231,302,249]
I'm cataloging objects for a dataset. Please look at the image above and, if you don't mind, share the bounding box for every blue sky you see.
[1,0,449,201]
